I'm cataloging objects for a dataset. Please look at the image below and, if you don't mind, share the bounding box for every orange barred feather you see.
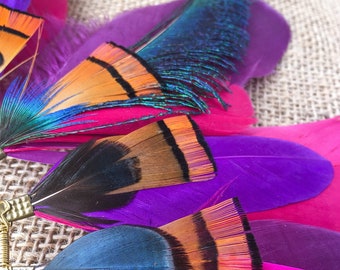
[44,42,162,112]
[159,198,262,269]
[105,115,216,194]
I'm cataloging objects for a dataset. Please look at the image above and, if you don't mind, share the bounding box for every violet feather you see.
[251,220,340,270]
[0,0,30,11]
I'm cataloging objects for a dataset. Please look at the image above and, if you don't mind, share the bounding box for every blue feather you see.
[45,226,176,270]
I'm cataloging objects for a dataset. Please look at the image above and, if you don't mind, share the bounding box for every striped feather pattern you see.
[159,198,262,269]
[44,42,162,112]
[30,116,216,229]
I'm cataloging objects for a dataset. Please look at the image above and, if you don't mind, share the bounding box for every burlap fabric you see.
[2,0,339,266]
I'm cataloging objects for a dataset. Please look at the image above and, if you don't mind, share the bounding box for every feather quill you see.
[45,198,262,270]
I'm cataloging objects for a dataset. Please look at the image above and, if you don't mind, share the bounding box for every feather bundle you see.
[45,198,262,270]
[6,116,214,230]
[2,117,330,232]
[0,0,253,159]
[0,0,291,162]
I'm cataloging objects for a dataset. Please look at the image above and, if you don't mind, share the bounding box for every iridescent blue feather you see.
[135,0,250,110]
[0,78,89,147]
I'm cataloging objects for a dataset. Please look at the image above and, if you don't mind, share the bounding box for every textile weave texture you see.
[1,0,339,266]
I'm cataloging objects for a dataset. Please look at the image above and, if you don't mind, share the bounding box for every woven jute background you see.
[2,0,339,266]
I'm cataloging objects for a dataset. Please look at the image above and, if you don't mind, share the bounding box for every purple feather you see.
[232,0,291,85]
[32,135,332,230]
[251,220,340,270]
[0,0,30,10]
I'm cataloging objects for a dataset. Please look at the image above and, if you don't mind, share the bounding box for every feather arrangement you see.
[0,0,291,162]
[0,0,250,158]
[2,1,339,269]
[45,198,262,270]
[0,116,333,233]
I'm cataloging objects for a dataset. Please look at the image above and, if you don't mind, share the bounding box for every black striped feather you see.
[29,115,216,229]
[158,198,263,269]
